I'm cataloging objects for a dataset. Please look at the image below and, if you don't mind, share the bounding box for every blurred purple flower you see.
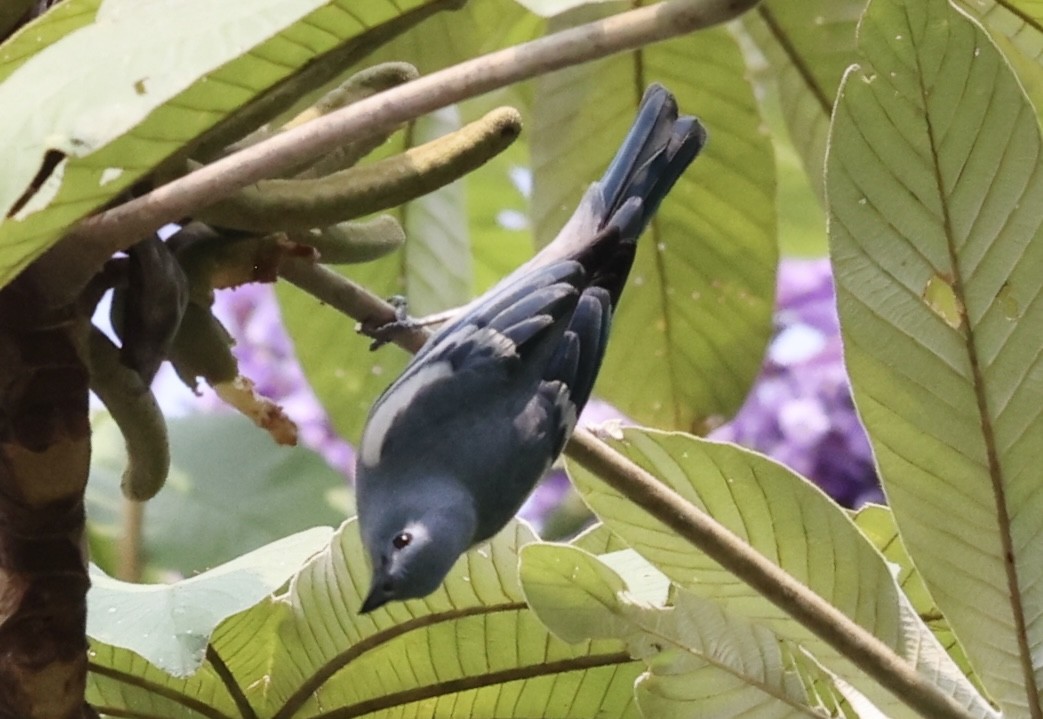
[711,258,882,508]
[208,283,355,477]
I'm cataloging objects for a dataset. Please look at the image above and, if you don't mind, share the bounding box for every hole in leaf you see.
[996,281,1020,320]
[922,273,964,330]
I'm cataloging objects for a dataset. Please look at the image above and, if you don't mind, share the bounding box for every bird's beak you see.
[359,584,390,614]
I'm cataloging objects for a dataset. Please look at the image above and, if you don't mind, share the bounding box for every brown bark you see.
[0,268,92,719]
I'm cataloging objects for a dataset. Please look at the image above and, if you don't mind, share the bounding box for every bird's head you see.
[358,490,477,614]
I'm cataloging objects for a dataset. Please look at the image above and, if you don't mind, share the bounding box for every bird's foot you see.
[358,295,422,350]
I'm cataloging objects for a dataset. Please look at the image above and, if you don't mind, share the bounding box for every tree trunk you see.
[0,267,92,719]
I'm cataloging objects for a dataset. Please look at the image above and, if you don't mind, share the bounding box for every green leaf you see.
[955,0,1043,118]
[827,0,1043,710]
[852,505,983,693]
[467,133,534,293]
[531,8,777,432]
[88,598,284,719]
[0,0,101,83]
[398,107,475,312]
[367,0,536,71]
[0,0,447,289]
[743,0,864,203]
[521,544,864,718]
[86,528,331,677]
[566,428,994,718]
[86,412,347,578]
[89,519,645,718]
[520,544,636,644]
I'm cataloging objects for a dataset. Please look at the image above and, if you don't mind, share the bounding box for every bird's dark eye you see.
[382,579,394,592]
[392,532,412,549]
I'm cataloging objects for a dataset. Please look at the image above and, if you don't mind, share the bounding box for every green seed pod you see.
[284,62,420,131]
[196,106,523,233]
[167,301,238,391]
[294,215,405,264]
[220,62,420,176]
[88,328,170,501]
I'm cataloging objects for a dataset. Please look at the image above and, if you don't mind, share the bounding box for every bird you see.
[355,83,707,613]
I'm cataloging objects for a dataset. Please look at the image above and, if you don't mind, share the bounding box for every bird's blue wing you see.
[358,260,587,468]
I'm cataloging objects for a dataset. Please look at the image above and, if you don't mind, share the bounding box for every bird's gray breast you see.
[367,359,564,542]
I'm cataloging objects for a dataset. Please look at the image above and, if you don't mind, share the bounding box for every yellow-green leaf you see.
[827,0,1043,710]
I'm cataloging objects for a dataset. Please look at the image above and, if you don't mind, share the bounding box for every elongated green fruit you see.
[88,328,170,501]
[286,64,420,178]
[223,62,420,162]
[284,62,420,130]
[291,127,395,181]
[197,106,522,232]
[293,215,405,264]
[168,301,238,390]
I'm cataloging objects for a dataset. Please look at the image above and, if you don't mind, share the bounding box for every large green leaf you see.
[531,6,777,432]
[467,129,534,293]
[367,0,535,72]
[521,544,865,718]
[827,0,1043,710]
[87,528,331,677]
[86,412,348,578]
[955,0,1043,116]
[743,1,864,203]
[88,519,645,718]
[853,505,982,693]
[0,0,448,289]
[566,428,994,718]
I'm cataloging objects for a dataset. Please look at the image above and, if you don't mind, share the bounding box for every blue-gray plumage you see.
[356,84,706,613]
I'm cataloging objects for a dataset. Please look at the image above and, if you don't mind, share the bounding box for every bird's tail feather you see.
[566,84,706,304]
[499,84,705,307]
[598,83,707,235]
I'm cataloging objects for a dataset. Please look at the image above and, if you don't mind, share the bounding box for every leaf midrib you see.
[756,6,833,116]
[312,651,634,719]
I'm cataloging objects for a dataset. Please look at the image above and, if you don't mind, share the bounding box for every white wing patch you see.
[359,360,454,467]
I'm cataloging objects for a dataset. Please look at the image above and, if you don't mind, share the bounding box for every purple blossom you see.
[208,283,356,477]
[711,258,881,508]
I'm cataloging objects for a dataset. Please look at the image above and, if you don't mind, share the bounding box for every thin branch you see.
[278,262,978,719]
[277,258,429,355]
[37,0,757,306]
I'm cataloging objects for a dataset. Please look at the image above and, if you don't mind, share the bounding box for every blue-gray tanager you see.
[356,84,706,613]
